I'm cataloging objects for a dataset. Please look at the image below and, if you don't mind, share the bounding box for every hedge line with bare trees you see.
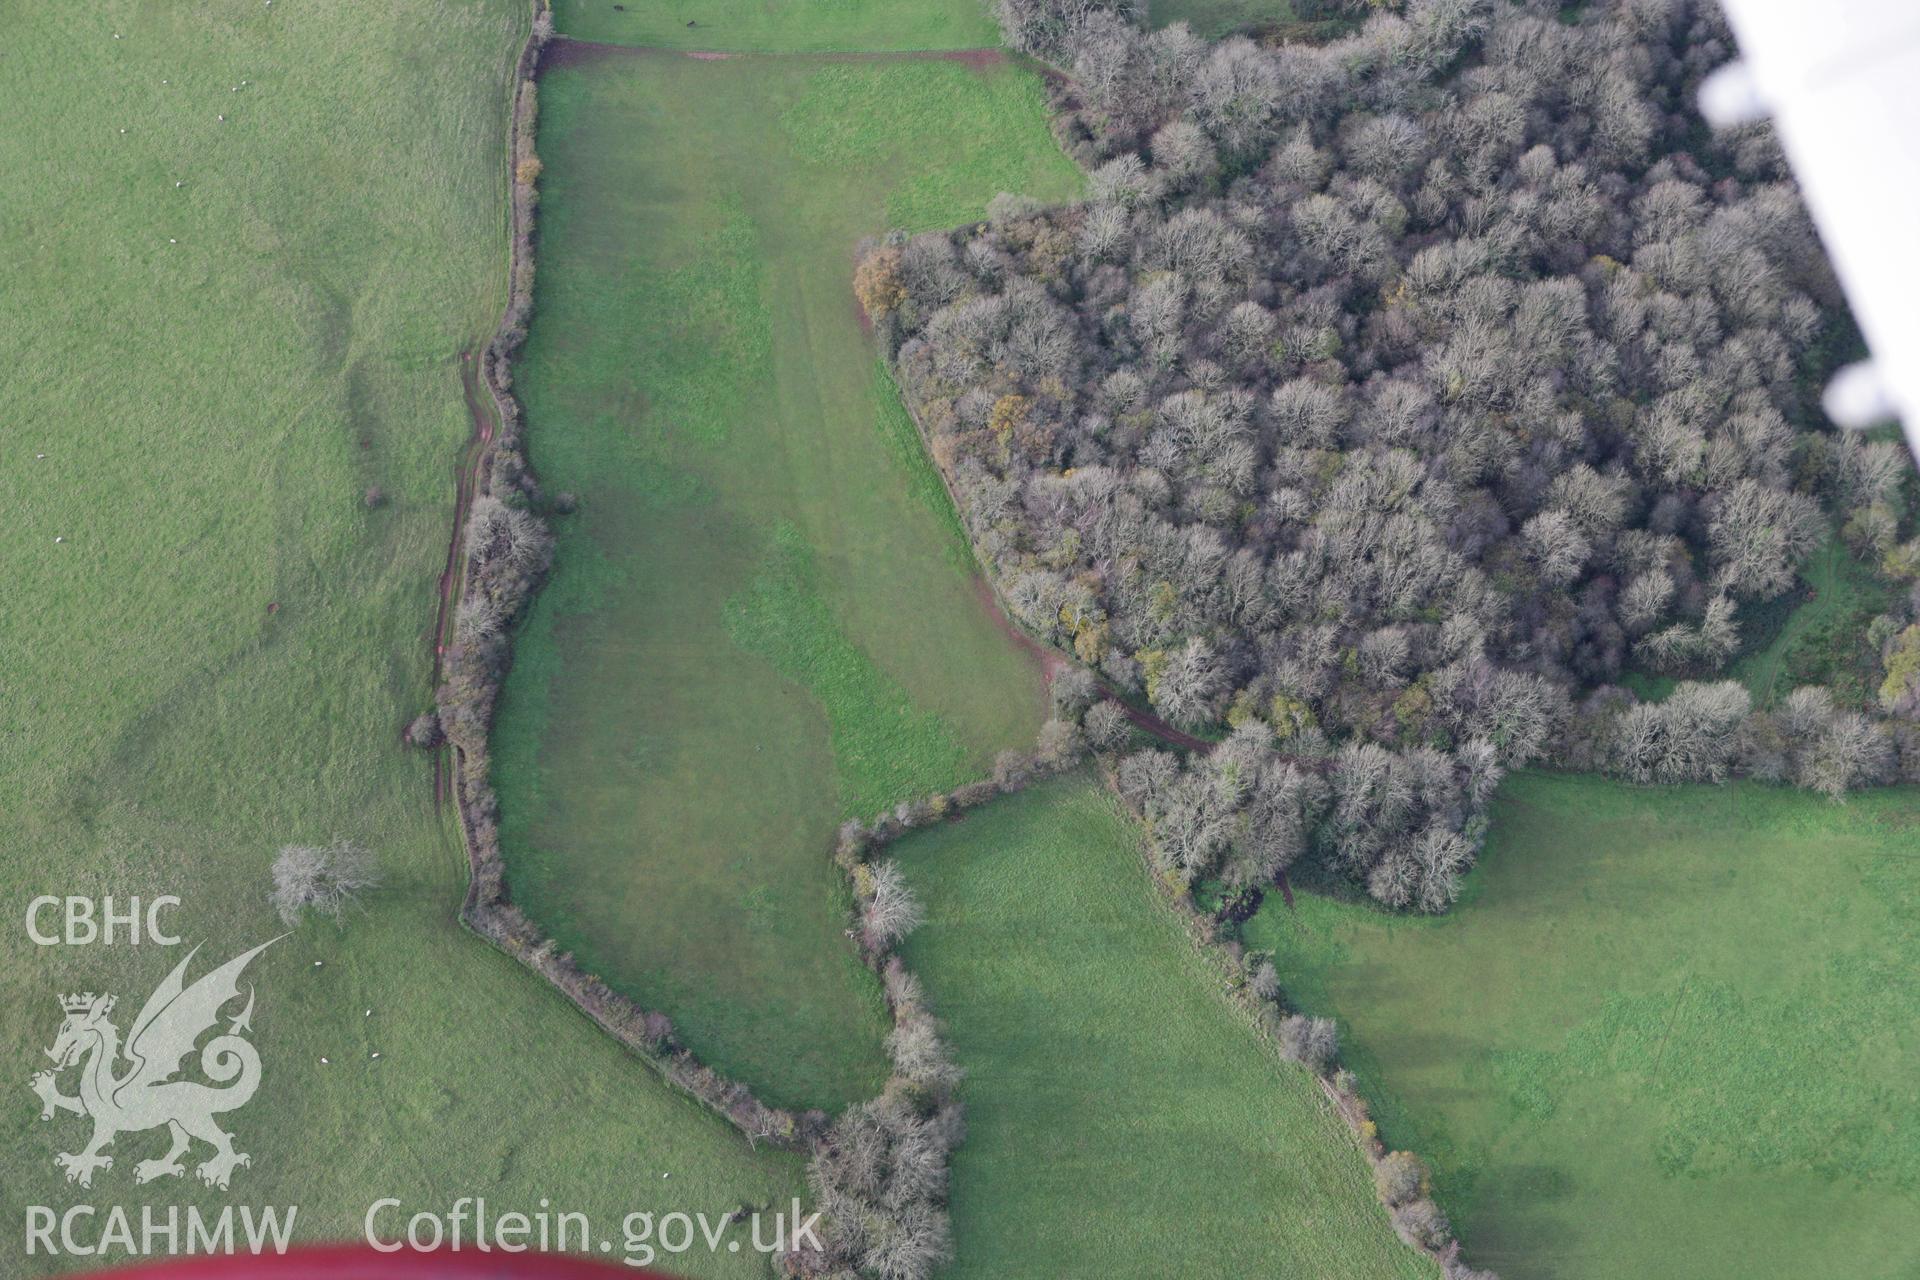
[1093,735,1494,1279]
[782,716,1091,1280]
[423,3,823,1156]
[1088,662,1920,912]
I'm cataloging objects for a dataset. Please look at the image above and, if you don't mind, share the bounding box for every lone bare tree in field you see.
[861,860,925,951]
[270,839,381,926]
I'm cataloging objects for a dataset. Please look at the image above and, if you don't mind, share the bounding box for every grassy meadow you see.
[489,45,1080,1110]
[0,2,800,1271]
[552,0,1000,51]
[894,777,1434,1280]
[1245,772,1920,1280]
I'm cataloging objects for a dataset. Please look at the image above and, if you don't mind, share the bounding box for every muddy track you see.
[433,9,544,818]
[431,352,497,813]
[541,35,1012,71]
[1110,693,1216,752]
[968,542,1214,751]
[957,493,1212,753]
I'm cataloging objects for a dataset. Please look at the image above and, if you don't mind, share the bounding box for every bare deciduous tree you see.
[269,840,381,926]
[862,860,925,951]
[1277,1013,1339,1075]
[1375,1150,1428,1208]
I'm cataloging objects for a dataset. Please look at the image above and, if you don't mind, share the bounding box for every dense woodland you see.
[857,0,1920,912]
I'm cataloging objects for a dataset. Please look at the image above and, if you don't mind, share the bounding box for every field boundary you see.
[542,35,1015,69]
[429,352,494,811]
[432,0,824,1156]
[1100,763,1472,1279]
[805,738,1125,1277]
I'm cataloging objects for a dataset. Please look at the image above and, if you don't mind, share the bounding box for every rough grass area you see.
[1154,0,1299,37]
[1730,531,1891,708]
[552,0,998,51]
[1617,530,1888,708]
[490,47,1080,1110]
[894,777,1434,1280]
[0,3,799,1272]
[1245,772,1920,1280]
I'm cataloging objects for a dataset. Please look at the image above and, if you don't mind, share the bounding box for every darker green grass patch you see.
[489,49,1076,1107]
[869,361,971,559]
[1244,772,1920,1280]
[1614,530,1889,708]
[896,776,1433,1280]
[725,522,972,814]
[1154,0,1304,38]
[1730,530,1892,708]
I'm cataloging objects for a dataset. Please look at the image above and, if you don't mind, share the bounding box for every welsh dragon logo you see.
[30,939,279,1190]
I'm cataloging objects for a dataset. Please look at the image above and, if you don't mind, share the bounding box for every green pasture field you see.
[0,3,799,1272]
[552,0,999,52]
[1245,772,1920,1280]
[489,45,1080,1110]
[894,776,1434,1279]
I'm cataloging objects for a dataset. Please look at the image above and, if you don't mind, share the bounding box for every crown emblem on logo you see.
[60,993,110,1015]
